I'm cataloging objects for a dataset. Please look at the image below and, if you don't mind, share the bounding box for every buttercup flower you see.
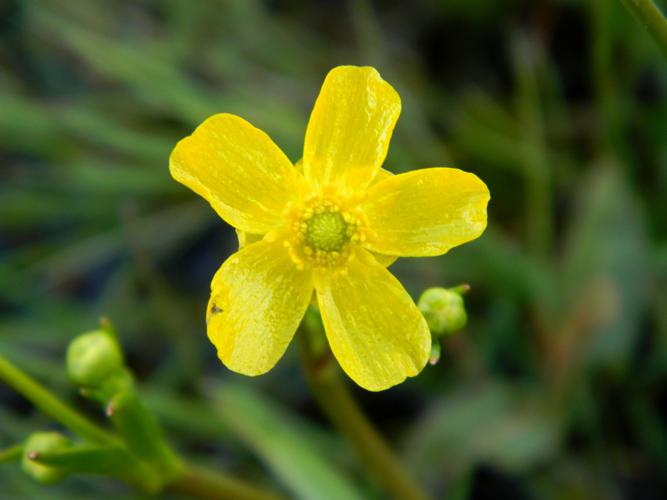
[170,66,489,391]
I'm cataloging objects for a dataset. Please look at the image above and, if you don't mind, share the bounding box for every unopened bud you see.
[67,329,124,388]
[418,286,468,336]
[22,432,71,484]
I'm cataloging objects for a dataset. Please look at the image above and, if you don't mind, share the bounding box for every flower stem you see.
[620,0,667,58]
[0,355,117,445]
[298,327,429,500]
[168,464,284,500]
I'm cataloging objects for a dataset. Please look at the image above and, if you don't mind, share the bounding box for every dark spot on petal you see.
[210,303,222,315]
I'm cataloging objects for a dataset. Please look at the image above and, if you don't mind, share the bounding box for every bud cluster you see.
[16,319,181,492]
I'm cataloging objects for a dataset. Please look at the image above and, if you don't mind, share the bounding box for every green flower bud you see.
[22,432,71,484]
[67,329,124,388]
[418,286,468,336]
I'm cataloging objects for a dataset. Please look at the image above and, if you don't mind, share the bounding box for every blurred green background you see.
[1,0,666,498]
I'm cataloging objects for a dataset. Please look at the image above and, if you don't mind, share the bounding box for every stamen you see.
[284,192,367,269]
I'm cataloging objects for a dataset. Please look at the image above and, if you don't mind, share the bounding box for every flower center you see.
[283,193,367,270]
[304,211,349,252]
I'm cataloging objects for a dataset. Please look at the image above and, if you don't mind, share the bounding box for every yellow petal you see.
[361,167,490,257]
[303,66,401,189]
[207,239,313,375]
[315,249,430,391]
[170,113,302,234]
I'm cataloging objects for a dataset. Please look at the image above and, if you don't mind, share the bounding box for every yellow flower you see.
[169,66,489,391]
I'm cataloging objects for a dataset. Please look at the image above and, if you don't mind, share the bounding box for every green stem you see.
[0,355,117,445]
[168,465,284,500]
[620,0,667,58]
[298,327,428,500]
